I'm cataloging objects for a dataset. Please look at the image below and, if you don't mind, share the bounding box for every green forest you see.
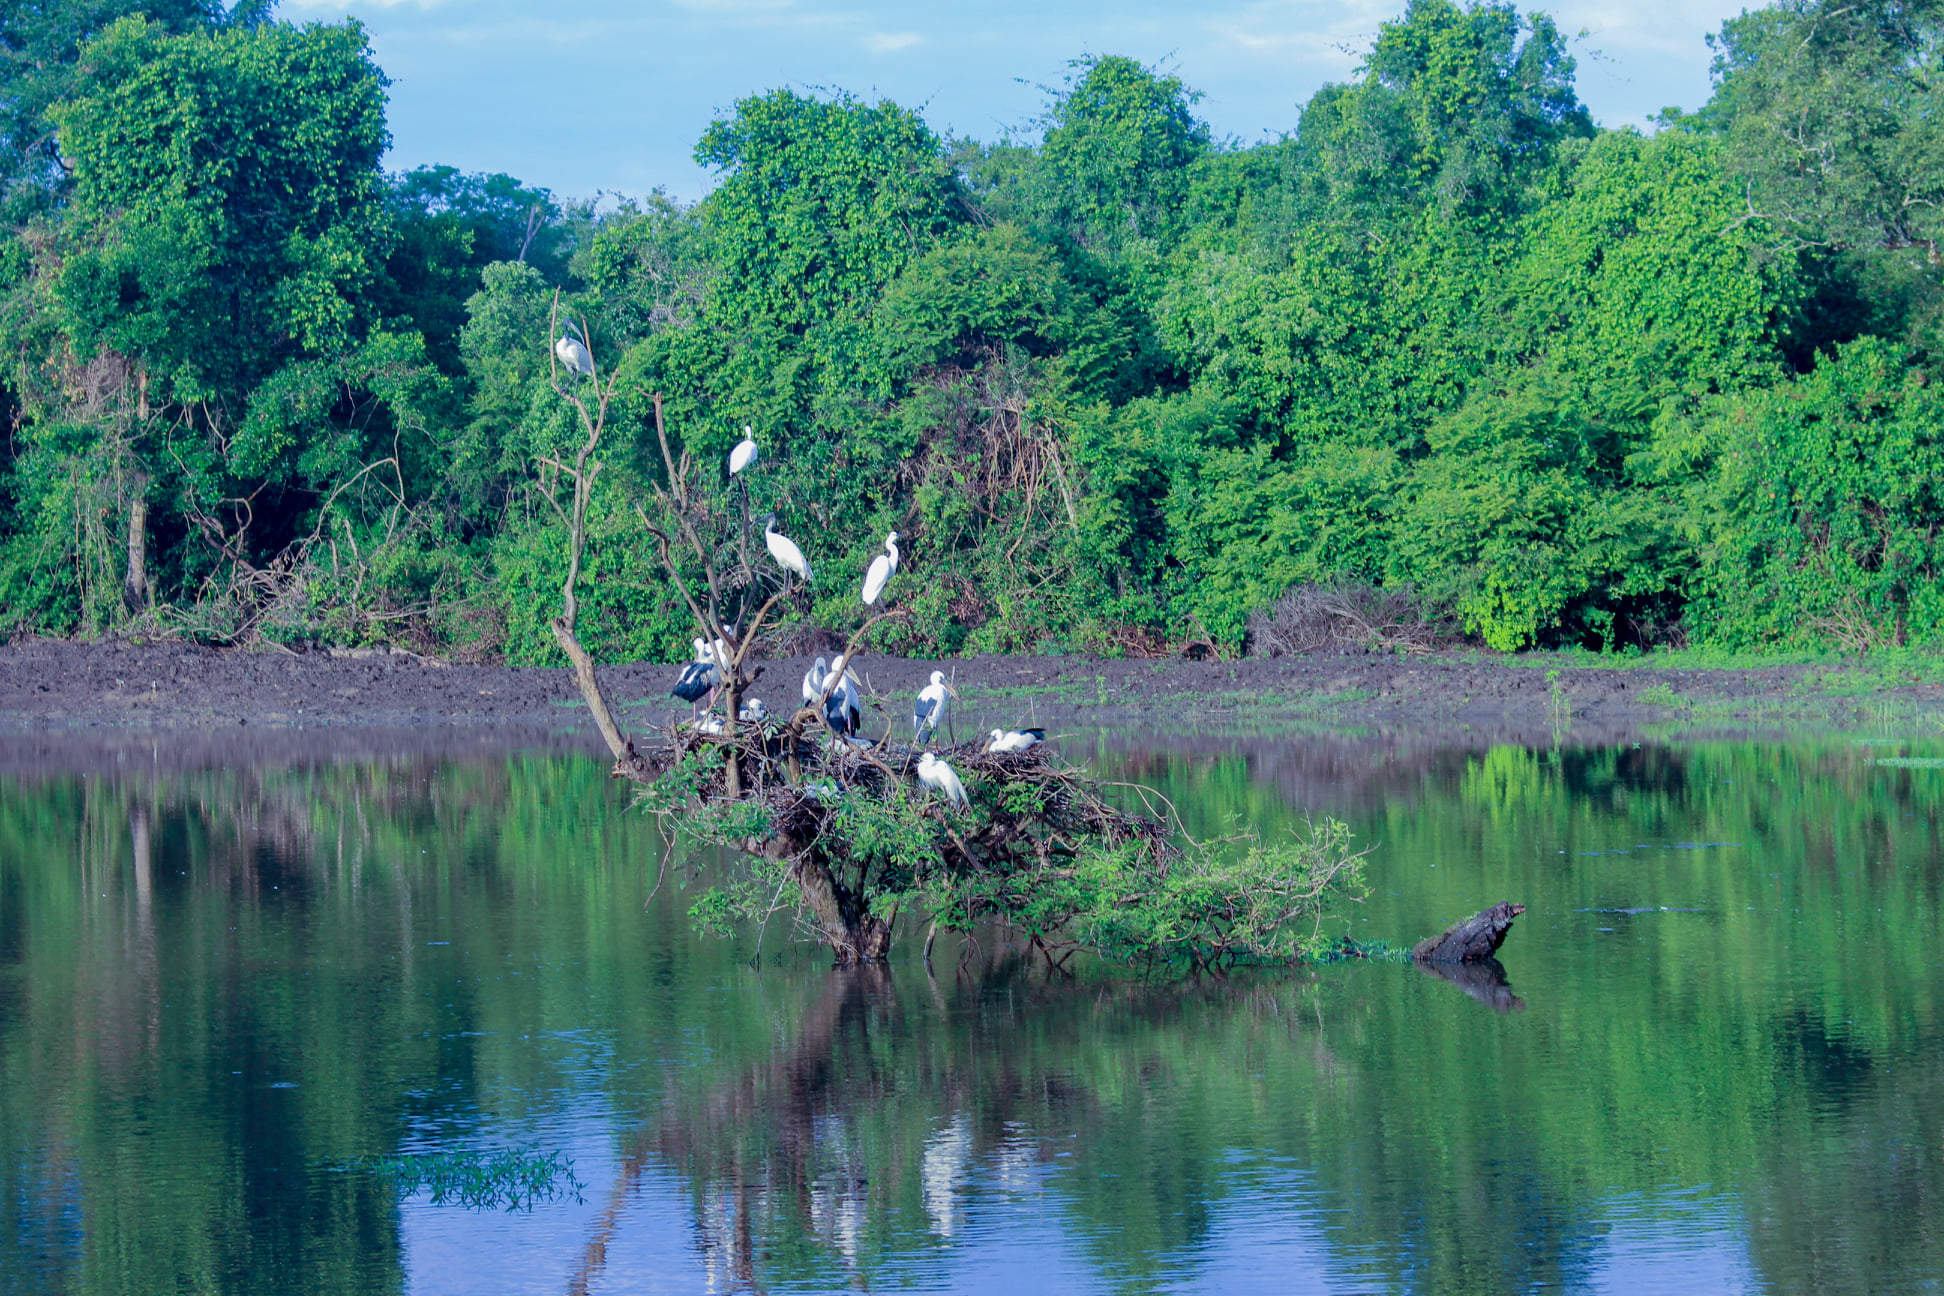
[2,0,1940,662]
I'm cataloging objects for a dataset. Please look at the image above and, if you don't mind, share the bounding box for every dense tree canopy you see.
[1,0,1939,656]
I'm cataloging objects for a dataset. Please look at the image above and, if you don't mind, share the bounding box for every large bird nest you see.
[629,707,1185,966]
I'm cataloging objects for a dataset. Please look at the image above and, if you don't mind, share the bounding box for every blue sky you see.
[279,0,1755,203]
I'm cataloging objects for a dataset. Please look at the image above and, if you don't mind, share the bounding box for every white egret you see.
[916,751,968,807]
[764,515,812,585]
[802,656,829,708]
[729,427,758,475]
[985,727,1046,754]
[913,671,953,744]
[554,330,593,378]
[861,531,900,606]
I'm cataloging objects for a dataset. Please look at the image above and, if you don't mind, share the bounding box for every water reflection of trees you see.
[6,741,1944,1293]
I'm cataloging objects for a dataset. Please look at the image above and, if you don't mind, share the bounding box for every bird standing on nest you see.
[917,751,967,807]
[913,671,954,744]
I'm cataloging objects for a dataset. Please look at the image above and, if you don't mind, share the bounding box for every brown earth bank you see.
[3,636,1941,758]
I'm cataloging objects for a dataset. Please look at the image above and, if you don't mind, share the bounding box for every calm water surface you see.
[3,730,1941,1294]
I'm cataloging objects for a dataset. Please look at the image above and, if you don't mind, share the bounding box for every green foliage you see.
[51,15,393,400]
[1,3,1940,659]
[695,88,964,334]
[1032,55,1211,253]
[1667,337,1944,648]
[662,739,1371,968]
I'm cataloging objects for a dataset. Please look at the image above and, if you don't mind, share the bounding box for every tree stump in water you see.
[1413,902,1526,963]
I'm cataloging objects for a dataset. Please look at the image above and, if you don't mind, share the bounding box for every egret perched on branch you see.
[801,656,828,708]
[764,515,811,585]
[729,427,758,476]
[861,531,900,606]
[554,329,593,378]
[913,671,954,744]
[986,728,1046,753]
[916,751,967,807]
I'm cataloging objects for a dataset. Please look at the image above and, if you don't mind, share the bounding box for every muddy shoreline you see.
[4,637,1940,759]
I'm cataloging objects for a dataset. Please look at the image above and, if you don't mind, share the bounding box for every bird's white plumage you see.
[862,553,891,606]
[554,334,593,377]
[985,728,1046,754]
[802,656,828,707]
[729,427,758,475]
[913,670,950,742]
[917,751,967,806]
[764,516,811,584]
[861,531,900,605]
[739,698,767,721]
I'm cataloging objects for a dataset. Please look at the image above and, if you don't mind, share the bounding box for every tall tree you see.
[0,0,248,219]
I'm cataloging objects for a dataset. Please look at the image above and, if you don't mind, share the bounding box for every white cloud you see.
[868,31,922,52]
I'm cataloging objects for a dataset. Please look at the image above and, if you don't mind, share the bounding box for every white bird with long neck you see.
[729,427,758,475]
[916,751,967,807]
[764,515,811,585]
[801,656,828,708]
[913,671,952,744]
[861,531,900,606]
[554,330,593,377]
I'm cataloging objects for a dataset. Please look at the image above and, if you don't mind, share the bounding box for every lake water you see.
[3,728,1941,1294]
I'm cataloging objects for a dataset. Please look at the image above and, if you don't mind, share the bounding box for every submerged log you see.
[1412,901,1526,963]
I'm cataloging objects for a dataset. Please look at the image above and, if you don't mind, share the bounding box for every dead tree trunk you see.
[1412,901,1525,963]
[123,478,149,613]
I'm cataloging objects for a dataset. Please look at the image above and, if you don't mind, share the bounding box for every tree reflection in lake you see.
[1,732,1941,1293]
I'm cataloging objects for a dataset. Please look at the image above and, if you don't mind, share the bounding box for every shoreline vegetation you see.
[1,0,1940,668]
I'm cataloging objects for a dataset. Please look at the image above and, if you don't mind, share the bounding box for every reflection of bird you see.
[913,671,951,744]
[985,727,1045,753]
[764,515,811,585]
[917,751,967,806]
[801,656,828,708]
[554,330,593,377]
[861,531,900,606]
[729,427,758,475]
